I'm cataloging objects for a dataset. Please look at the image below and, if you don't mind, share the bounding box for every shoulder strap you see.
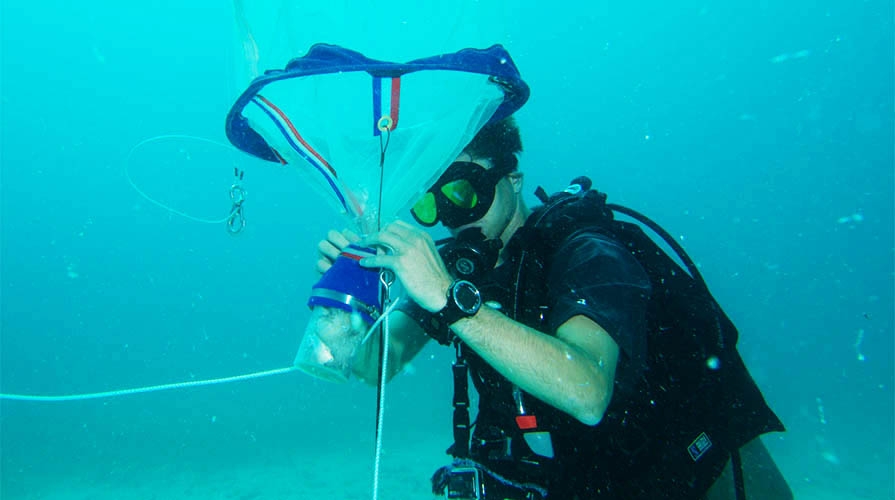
[529,178,613,239]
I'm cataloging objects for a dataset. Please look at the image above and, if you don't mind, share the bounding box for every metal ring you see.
[230,184,246,204]
[227,208,246,234]
[377,115,393,132]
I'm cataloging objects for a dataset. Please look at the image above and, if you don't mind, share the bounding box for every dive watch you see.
[438,279,482,326]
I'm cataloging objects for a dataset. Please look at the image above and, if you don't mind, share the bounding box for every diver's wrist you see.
[427,279,451,313]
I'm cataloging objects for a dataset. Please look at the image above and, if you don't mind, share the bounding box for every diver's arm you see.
[358,221,616,425]
[450,308,618,426]
[350,310,431,385]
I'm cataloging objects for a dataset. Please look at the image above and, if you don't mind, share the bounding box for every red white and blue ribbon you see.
[249,94,362,218]
[372,76,401,136]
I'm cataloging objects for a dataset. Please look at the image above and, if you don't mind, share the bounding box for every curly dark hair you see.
[462,116,523,172]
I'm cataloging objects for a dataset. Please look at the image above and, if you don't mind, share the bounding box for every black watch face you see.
[454,281,481,313]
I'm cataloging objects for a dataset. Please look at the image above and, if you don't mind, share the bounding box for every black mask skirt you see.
[411,160,514,229]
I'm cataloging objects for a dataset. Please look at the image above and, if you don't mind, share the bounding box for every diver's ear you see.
[508,171,524,194]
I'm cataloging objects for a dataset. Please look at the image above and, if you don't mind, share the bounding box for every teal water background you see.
[1,1,892,498]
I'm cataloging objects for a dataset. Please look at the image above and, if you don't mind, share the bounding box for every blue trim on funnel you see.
[225,44,529,162]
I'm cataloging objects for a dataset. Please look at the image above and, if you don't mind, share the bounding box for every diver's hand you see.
[315,229,360,274]
[359,221,453,313]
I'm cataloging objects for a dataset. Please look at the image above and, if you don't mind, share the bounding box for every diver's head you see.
[411,117,528,242]
[462,115,523,175]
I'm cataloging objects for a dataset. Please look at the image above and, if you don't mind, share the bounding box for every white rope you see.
[124,134,239,224]
[361,297,402,345]
[371,301,391,500]
[0,366,299,402]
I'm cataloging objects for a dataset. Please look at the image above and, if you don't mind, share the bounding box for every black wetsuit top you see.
[414,210,784,499]
[464,227,652,498]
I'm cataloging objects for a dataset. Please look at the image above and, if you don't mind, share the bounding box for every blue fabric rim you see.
[225,43,530,162]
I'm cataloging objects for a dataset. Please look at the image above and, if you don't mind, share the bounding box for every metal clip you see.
[227,169,247,235]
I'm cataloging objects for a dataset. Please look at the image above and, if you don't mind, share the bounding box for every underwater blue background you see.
[1,1,892,498]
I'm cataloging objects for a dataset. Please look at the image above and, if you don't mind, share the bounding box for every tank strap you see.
[732,448,746,500]
[451,342,471,458]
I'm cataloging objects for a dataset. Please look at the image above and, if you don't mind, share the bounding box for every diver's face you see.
[448,153,519,241]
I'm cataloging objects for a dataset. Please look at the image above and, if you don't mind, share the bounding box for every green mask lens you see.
[411,192,438,226]
[440,180,479,209]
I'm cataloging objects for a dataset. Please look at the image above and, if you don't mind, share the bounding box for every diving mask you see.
[411,157,517,229]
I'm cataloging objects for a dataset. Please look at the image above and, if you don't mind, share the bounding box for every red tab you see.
[515,415,538,430]
[340,252,364,261]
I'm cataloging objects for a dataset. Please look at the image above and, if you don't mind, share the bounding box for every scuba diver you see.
[315,116,793,499]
